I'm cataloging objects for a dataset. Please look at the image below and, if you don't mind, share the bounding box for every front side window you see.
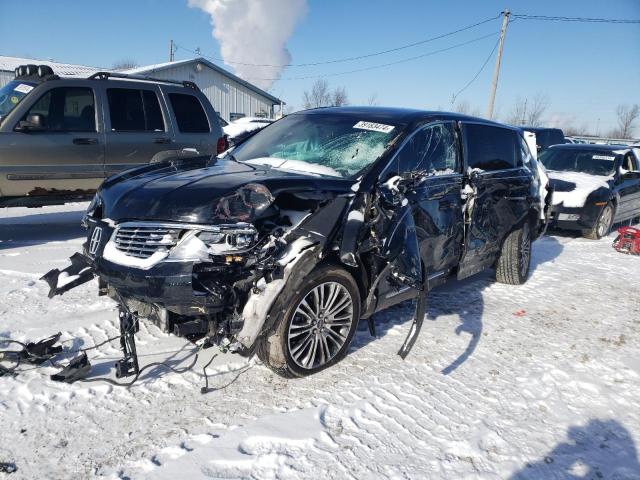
[169,93,209,133]
[389,122,459,176]
[539,149,619,176]
[21,87,95,132]
[464,124,518,171]
[232,113,400,178]
[107,88,165,132]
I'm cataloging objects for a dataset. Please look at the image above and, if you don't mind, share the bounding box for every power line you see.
[451,37,501,105]
[511,14,640,24]
[173,13,501,68]
[243,31,500,81]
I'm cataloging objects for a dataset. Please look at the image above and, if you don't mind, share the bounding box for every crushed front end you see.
[45,170,354,359]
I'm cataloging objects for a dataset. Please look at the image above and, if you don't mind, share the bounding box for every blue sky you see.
[1,0,638,133]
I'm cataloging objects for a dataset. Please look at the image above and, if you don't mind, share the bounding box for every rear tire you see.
[496,222,531,285]
[583,203,614,240]
[256,264,361,378]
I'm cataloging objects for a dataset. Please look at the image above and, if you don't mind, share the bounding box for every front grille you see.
[113,224,183,259]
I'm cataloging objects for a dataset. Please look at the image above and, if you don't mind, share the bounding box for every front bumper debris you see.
[41,252,95,298]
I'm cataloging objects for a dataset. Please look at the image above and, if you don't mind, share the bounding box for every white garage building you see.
[0,55,282,121]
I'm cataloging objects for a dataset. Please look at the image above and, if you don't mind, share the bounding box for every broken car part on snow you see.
[36,107,547,380]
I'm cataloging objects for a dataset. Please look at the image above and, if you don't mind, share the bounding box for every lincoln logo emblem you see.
[89,227,102,255]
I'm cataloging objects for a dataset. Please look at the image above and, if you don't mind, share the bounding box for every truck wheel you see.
[583,203,614,240]
[496,222,531,285]
[257,264,361,378]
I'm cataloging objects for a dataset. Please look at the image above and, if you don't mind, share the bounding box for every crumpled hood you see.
[548,171,612,208]
[99,158,353,224]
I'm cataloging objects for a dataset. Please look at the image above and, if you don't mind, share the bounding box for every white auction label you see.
[353,121,395,133]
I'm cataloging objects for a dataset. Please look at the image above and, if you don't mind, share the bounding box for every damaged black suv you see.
[48,107,546,377]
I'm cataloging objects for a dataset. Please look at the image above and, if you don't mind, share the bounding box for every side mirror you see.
[16,114,45,132]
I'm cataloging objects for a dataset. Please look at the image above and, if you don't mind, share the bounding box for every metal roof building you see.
[0,55,283,121]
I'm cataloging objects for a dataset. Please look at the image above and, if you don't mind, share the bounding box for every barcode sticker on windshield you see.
[593,155,615,160]
[14,84,34,94]
[353,121,395,133]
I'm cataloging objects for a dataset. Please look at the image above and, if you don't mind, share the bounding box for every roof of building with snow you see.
[0,55,102,77]
[0,55,282,104]
[123,57,282,104]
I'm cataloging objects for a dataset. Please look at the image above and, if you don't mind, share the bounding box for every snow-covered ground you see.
[1,203,639,479]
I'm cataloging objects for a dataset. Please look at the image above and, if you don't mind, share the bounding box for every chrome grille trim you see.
[109,221,258,260]
[112,224,183,259]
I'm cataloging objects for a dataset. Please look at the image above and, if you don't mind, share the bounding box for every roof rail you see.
[87,71,199,90]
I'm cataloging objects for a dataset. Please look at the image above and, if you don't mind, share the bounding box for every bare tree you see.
[112,59,138,71]
[613,104,640,139]
[454,100,471,115]
[505,94,550,126]
[302,80,350,109]
[563,123,591,137]
[527,93,550,127]
[367,92,379,106]
[302,79,331,109]
[331,86,349,107]
[505,97,527,125]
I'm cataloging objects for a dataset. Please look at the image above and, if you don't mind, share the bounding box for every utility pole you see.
[486,9,510,120]
[169,39,174,62]
[521,98,527,125]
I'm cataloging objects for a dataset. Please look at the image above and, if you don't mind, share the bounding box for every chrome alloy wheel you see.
[597,205,613,238]
[287,282,355,370]
[520,223,531,278]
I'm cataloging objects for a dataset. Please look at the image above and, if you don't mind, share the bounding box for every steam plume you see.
[188,0,307,89]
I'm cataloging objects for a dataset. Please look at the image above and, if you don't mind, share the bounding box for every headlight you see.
[197,224,258,253]
[212,183,274,222]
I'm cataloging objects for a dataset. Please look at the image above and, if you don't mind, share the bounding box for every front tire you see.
[496,222,532,285]
[257,264,361,378]
[583,203,614,240]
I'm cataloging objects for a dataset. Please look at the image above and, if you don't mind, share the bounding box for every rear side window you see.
[464,124,518,171]
[23,87,95,132]
[169,93,209,133]
[107,88,165,132]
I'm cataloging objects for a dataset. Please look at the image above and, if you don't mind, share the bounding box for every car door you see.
[0,85,104,197]
[615,151,640,221]
[457,123,528,279]
[373,121,464,310]
[103,85,173,176]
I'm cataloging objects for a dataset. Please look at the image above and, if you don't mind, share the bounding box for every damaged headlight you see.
[197,225,258,253]
[212,183,274,222]
[82,193,103,226]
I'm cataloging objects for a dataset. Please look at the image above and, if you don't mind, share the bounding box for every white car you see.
[223,117,273,142]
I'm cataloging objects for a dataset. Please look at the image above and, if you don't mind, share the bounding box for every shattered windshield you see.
[540,149,619,176]
[0,81,36,120]
[230,113,399,178]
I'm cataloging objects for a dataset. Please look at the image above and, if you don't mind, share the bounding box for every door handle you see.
[73,138,98,145]
[506,196,527,201]
[153,138,171,144]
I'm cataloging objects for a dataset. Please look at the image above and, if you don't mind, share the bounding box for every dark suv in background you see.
[522,126,565,153]
[48,107,547,377]
[0,64,224,207]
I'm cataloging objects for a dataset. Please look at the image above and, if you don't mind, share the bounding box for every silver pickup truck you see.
[0,64,224,207]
